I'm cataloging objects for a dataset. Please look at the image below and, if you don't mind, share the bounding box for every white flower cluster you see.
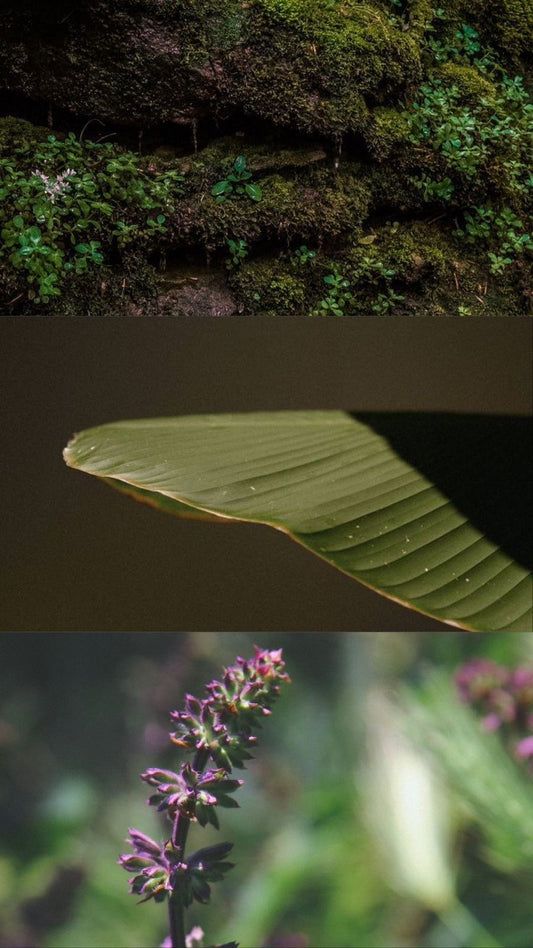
[32,167,76,203]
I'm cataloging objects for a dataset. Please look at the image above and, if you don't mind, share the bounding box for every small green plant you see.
[413,174,454,202]
[291,244,316,266]
[456,205,532,273]
[351,254,396,285]
[407,81,487,179]
[310,268,353,316]
[406,58,533,204]
[424,20,483,62]
[486,252,513,274]
[456,206,494,244]
[345,251,405,314]
[211,156,263,203]
[385,0,406,25]
[371,288,405,314]
[455,23,481,57]
[3,220,64,303]
[225,238,249,268]
[0,132,184,304]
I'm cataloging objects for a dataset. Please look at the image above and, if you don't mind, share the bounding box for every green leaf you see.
[211,181,230,196]
[63,412,532,632]
[245,183,263,202]
[233,155,247,174]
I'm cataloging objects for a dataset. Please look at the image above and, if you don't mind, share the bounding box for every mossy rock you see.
[176,136,328,186]
[345,222,453,283]
[363,107,411,162]
[1,0,531,315]
[169,140,372,251]
[219,0,422,135]
[0,0,421,136]
[409,0,533,59]
[0,116,50,153]
[433,62,498,101]
[229,258,309,315]
[464,0,533,59]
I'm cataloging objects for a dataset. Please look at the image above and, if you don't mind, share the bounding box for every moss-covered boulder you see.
[1,0,422,135]
[0,2,531,314]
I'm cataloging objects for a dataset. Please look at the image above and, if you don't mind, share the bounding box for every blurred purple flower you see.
[455,658,533,774]
[516,735,533,759]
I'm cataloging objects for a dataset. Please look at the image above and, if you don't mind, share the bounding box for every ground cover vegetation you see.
[0,0,531,314]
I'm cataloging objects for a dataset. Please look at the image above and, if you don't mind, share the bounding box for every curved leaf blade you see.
[63,412,532,632]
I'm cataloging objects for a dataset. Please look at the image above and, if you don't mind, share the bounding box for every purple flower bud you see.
[127,828,165,859]
[141,768,183,787]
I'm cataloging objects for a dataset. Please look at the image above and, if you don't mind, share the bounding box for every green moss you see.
[341,219,531,315]
[363,165,424,215]
[357,221,452,283]
[433,62,498,101]
[407,0,441,37]
[229,258,308,315]
[35,251,159,316]
[233,0,422,134]
[177,136,328,184]
[0,117,49,153]
[169,139,372,251]
[0,0,422,137]
[409,0,533,58]
[363,107,411,162]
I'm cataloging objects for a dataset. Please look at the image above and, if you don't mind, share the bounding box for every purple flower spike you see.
[120,646,289,948]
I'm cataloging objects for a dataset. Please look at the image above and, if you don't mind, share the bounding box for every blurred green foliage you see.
[0,632,531,948]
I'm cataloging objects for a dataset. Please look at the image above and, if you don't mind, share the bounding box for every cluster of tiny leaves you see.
[211,156,262,203]
[405,16,532,273]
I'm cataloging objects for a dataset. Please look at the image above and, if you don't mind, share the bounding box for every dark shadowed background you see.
[1,316,531,631]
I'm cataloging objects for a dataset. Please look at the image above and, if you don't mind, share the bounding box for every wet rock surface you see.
[129,265,238,316]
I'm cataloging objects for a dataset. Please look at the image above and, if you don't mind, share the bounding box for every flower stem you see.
[168,887,186,948]
[169,748,210,948]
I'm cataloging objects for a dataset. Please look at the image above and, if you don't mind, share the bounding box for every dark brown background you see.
[2,316,531,631]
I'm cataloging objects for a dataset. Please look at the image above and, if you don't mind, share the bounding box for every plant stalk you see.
[168,886,187,948]
[169,748,210,948]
